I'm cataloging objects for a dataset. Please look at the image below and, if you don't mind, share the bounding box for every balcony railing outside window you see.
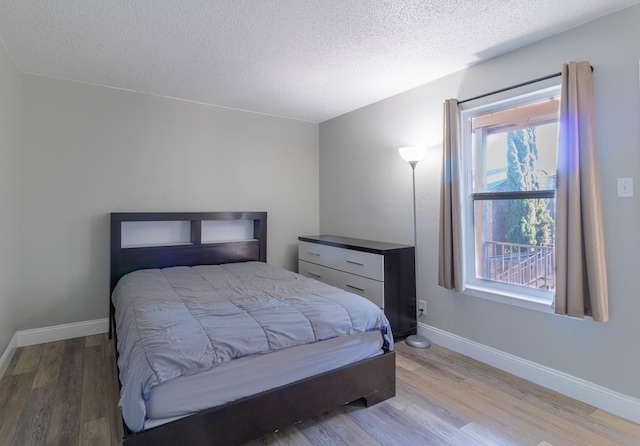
[484,241,555,290]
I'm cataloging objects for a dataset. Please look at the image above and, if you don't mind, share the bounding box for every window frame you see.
[459,85,561,312]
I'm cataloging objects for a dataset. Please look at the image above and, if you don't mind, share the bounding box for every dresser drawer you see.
[336,249,383,281]
[298,241,384,281]
[298,260,335,285]
[299,260,384,308]
[298,241,339,268]
[333,270,384,309]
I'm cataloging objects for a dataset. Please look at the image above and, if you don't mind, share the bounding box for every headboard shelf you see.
[201,238,259,245]
[121,242,194,249]
[110,212,267,293]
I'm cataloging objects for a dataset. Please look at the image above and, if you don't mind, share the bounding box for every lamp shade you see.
[398,146,427,163]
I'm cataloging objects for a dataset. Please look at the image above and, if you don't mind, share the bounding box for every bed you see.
[109,211,396,446]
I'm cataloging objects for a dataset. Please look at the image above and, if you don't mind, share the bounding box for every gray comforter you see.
[112,261,393,432]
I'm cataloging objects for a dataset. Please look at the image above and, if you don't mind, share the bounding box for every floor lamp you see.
[399,146,431,349]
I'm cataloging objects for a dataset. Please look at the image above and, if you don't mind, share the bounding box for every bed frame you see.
[109,211,396,446]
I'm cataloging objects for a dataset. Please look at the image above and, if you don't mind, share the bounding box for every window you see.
[460,86,560,306]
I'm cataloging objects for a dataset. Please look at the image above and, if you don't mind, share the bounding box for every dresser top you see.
[298,235,413,254]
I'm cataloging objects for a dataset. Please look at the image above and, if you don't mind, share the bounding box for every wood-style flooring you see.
[1,334,639,445]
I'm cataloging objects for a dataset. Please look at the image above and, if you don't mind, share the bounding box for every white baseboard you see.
[16,318,109,347]
[0,332,17,379]
[418,323,640,425]
[0,318,109,379]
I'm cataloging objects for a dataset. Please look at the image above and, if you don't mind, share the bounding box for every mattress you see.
[112,261,393,432]
[145,330,384,428]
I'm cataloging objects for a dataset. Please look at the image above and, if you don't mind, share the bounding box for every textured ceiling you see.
[0,0,638,122]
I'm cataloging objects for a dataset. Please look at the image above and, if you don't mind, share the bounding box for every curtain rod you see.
[457,65,594,105]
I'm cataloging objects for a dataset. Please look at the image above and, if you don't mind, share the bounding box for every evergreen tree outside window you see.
[505,128,555,247]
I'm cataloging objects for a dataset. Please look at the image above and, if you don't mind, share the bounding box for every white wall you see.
[0,40,21,354]
[16,75,319,331]
[319,6,640,399]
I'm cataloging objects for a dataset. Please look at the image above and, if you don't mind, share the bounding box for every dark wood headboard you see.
[109,211,267,336]
[110,211,267,292]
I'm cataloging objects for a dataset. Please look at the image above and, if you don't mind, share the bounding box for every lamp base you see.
[405,334,431,349]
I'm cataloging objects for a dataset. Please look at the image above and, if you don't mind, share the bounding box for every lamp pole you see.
[400,148,431,349]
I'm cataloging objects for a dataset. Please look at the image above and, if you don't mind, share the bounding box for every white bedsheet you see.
[145,330,383,427]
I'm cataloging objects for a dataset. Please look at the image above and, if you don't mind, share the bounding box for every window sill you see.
[462,284,555,314]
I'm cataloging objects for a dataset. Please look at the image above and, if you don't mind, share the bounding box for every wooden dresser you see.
[298,235,416,339]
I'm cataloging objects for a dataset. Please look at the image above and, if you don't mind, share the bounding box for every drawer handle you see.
[346,260,364,266]
[308,272,321,278]
[307,251,321,256]
[346,284,365,292]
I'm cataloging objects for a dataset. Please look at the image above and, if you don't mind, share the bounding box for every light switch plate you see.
[617,178,633,197]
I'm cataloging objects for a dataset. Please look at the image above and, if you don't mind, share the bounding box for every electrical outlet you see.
[418,300,427,316]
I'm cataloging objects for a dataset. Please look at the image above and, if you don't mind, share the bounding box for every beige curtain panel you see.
[555,61,610,321]
[438,98,463,291]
